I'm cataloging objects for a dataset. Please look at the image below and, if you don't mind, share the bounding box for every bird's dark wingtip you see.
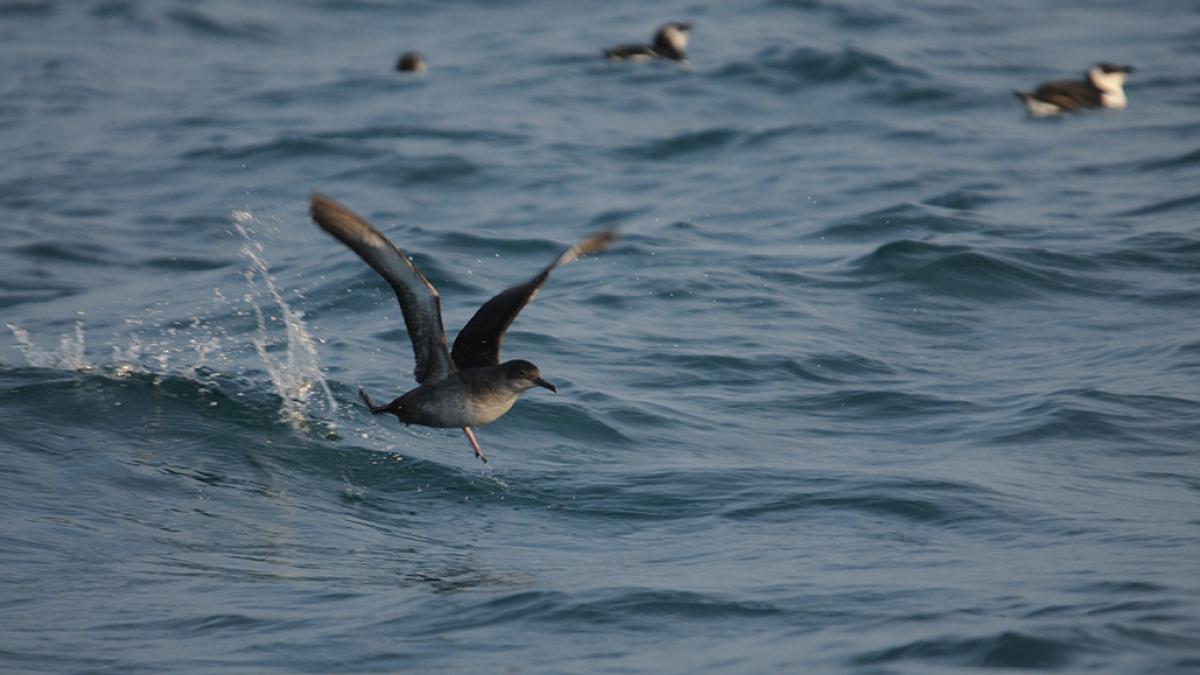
[580,228,619,257]
[309,192,340,223]
[309,193,378,247]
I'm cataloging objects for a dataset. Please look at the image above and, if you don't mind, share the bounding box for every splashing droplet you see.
[8,320,94,371]
[233,210,338,430]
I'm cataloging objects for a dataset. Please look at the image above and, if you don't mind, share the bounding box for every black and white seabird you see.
[1014,62,1135,116]
[604,22,693,62]
[310,194,616,463]
[396,51,427,73]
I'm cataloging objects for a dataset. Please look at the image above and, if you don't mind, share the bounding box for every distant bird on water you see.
[1014,62,1135,116]
[396,51,427,73]
[309,194,616,463]
[605,22,693,62]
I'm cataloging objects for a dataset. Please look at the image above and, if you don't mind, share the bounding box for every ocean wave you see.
[330,155,484,186]
[858,620,1200,671]
[721,475,1014,527]
[164,8,274,42]
[869,81,964,108]
[0,364,500,500]
[992,388,1200,451]
[510,468,1023,533]
[0,0,53,17]
[811,203,978,241]
[616,128,743,161]
[11,241,116,266]
[140,255,234,272]
[436,231,567,258]
[1120,192,1200,217]
[391,586,782,637]
[776,388,980,421]
[1137,146,1200,172]
[713,45,921,93]
[506,398,630,446]
[244,75,408,107]
[182,136,386,163]
[313,124,527,146]
[632,351,896,387]
[768,0,903,28]
[0,366,303,430]
[922,185,1006,211]
[93,612,308,637]
[856,630,1073,669]
[847,240,1119,298]
[0,277,78,309]
[89,0,151,27]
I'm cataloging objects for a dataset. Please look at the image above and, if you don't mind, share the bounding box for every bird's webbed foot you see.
[463,427,488,464]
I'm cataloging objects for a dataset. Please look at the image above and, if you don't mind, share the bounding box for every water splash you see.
[110,331,143,378]
[6,212,337,433]
[7,320,94,371]
[234,210,338,430]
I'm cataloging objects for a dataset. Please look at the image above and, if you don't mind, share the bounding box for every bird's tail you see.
[1013,90,1061,117]
[360,389,400,415]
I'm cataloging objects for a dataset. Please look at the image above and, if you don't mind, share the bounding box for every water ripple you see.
[847,240,1122,298]
[164,8,274,42]
[856,630,1072,669]
[714,45,922,93]
[812,203,978,241]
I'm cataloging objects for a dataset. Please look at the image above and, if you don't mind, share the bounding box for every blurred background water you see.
[2,0,1199,672]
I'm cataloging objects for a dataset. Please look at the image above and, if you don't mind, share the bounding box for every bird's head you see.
[1089,62,1134,91]
[396,51,427,73]
[501,359,557,394]
[655,22,693,55]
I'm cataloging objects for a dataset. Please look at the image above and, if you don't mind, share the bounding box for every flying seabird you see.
[396,51,427,73]
[1014,62,1135,116]
[310,193,616,463]
[604,22,693,62]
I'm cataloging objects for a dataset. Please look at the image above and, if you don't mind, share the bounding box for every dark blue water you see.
[3,0,1199,672]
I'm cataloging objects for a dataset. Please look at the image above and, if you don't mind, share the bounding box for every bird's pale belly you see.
[465,394,519,426]
[400,386,518,428]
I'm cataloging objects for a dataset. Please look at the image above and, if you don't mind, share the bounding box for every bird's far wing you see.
[451,229,617,370]
[310,193,455,385]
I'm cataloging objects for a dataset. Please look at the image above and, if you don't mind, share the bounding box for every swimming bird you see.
[310,193,616,463]
[1014,62,1135,116]
[604,22,693,62]
[396,51,427,73]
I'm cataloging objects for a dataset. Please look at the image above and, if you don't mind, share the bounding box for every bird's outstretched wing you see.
[310,193,455,385]
[451,229,617,370]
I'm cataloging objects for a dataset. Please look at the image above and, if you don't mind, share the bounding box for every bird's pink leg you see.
[463,427,488,464]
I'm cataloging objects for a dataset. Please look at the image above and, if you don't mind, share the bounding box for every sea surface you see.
[2,0,1199,672]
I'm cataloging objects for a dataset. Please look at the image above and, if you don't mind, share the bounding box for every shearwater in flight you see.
[310,193,616,463]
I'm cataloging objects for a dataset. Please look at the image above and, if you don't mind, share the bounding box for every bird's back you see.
[1032,79,1101,108]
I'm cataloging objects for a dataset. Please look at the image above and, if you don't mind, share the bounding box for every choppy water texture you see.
[2,0,1199,672]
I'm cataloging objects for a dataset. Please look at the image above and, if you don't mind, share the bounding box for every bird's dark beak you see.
[677,22,693,31]
[1122,64,1136,73]
[533,377,557,393]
